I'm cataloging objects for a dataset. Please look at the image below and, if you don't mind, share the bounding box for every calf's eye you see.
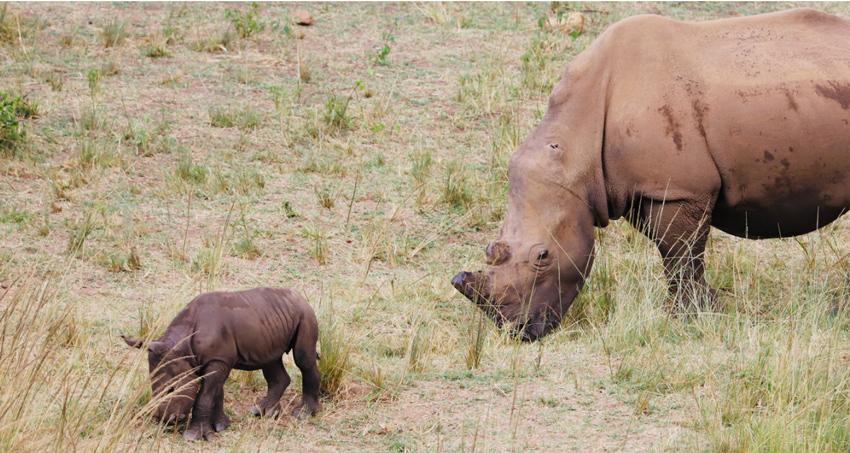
[537,250,549,260]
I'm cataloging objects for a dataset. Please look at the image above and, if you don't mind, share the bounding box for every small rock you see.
[294,9,314,26]
[545,12,584,35]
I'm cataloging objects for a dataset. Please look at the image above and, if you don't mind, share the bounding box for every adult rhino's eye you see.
[537,250,549,260]
[167,387,175,394]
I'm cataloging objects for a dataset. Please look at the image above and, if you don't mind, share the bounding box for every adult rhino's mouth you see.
[452,271,558,341]
[452,270,506,326]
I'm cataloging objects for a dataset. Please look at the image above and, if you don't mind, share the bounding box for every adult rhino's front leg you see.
[184,361,231,441]
[628,197,718,313]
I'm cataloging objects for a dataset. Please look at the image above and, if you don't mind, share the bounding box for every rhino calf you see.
[123,287,322,441]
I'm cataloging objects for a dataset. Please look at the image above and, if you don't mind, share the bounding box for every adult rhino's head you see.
[123,335,199,425]
[452,93,607,340]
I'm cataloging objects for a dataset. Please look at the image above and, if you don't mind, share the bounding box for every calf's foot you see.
[250,404,280,418]
[213,413,231,432]
[292,399,322,419]
[183,424,215,442]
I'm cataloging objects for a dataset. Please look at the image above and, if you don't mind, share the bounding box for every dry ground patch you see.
[1,2,850,452]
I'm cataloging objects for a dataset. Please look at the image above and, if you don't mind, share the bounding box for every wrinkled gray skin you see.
[123,287,322,441]
[453,8,850,341]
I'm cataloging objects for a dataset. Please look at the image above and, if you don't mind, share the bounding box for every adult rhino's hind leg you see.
[629,197,718,314]
[250,360,291,417]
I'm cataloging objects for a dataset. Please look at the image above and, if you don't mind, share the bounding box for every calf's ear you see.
[122,335,145,348]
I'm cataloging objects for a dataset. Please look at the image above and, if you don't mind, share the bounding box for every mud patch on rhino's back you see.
[815,82,850,110]
[658,105,683,151]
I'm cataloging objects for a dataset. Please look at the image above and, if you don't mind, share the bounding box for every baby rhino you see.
[122,287,322,441]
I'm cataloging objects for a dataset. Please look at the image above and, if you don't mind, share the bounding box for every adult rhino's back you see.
[598,8,850,239]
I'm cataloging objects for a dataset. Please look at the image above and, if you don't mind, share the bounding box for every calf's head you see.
[123,335,199,425]
[452,135,600,341]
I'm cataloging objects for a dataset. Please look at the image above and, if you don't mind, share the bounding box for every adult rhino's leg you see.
[250,360,291,417]
[629,197,717,313]
[184,361,231,441]
[291,324,322,419]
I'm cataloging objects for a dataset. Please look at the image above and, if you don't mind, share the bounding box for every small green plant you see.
[0,206,33,225]
[406,320,430,373]
[410,150,433,186]
[0,91,37,156]
[175,152,208,186]
[99,19,126,47]
[313,183,340,209]
[323,94,351,132]
[67,213,95,257]
[100,59,120,76]
[208,107,236,128]
[124,120,151,155]
[192,203,235,290]
[299,60,311,83]
[86,69,102,103]
[268,85,290,110]
[190,29,235,52]
[43,73,63,91]
[0,4,33,45]
[233,236,261,259]
[143,34,170,58]
[520,35,556,94]
[0,5,19,44]
[102,248,142,272]
[75,138,122,169]
[465,312,487,370]
[303,223,330,265]
[282,201,298,218]
[209,105,262,130]
[317,306,352,395]
[440,160,472,210]
[225,4,266,39]
[372,32,394,65]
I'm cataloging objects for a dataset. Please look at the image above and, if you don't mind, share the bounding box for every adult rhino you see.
[452,8,850,341]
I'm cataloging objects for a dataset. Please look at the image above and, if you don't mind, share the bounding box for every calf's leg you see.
[291,323,322,419]
[184,361,231,441]
[250,360,291,417]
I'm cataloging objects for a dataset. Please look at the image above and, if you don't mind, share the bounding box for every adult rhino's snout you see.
[451,271,468,291]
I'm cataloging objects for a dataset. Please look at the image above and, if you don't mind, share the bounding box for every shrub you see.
[0,91,38,156]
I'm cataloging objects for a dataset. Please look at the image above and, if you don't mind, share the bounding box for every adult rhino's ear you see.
[122,335,146,349]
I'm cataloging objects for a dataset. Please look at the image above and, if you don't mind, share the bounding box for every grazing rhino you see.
[123,287,322,441]
[453,8,850,341]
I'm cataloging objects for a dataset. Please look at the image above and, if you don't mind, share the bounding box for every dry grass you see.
[1,2,850,452]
